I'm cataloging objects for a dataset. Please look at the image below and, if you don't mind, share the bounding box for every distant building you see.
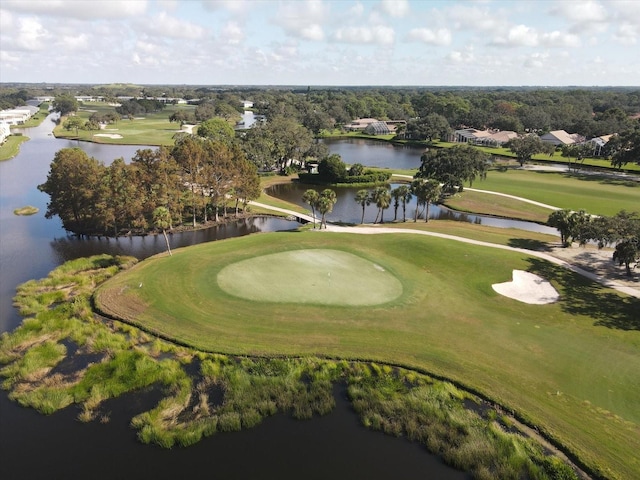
[364,121,391,135]
[454,128,517,146]
[345,118,404,135]
[0,105,39,125]
[540,130,584,146]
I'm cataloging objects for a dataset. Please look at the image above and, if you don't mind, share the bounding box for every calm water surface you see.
[0,115,469,480]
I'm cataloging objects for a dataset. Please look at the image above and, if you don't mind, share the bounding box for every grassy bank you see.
[95,231,640,479]
[0,134,29,161]
[1,254,580,479]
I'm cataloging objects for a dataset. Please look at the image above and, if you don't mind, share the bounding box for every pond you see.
[268,182,558,235]
[0,114,470,480]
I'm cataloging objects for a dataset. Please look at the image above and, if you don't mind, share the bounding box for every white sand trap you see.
[94,133,123,139]
[492,270,559,304]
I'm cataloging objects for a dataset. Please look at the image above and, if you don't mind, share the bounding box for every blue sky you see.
[1,0,638,86]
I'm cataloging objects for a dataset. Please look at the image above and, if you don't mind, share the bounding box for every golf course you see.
[95,229,640,479]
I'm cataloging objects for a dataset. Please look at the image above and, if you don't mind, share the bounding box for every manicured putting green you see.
[217,249,402,305]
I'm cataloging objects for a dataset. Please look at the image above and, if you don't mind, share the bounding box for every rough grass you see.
[95,231,640,480]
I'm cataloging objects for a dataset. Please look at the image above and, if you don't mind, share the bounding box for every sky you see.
[0,0,639,87]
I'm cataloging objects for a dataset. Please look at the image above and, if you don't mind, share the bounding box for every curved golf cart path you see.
[249,200,640,299]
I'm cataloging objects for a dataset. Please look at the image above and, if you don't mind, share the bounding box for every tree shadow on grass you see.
[526,257,640,331]
[508,238,553,252]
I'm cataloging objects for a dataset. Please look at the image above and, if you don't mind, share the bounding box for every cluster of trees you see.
[548,209,640,276]
[38,138,261,236]
[416,145,490,193]
[115,98,165,117]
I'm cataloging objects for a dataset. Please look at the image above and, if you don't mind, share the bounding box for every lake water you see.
[0,115,470,480]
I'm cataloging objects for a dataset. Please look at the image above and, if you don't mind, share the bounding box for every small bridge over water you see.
[248,201,317,224]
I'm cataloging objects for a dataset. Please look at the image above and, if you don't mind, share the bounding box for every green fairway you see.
[474,168,640,216]
[95,230,640,479]
[218,249,402,305]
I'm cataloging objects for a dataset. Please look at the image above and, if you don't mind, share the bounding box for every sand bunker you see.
[94,133,123,139]
[492,270,559,305]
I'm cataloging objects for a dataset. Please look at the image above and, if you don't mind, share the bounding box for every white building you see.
[0,105,38,125]
[0,122,11,144]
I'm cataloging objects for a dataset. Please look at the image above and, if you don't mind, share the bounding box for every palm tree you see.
[391,187,402,221]
[371,186,391,224]
[411,179,441,222]
[391,185,412,222]
[302,189,320,229]
[318,189,337,229]
[354,189,370,224]
[152,206,172,256]
[398,185,412,222]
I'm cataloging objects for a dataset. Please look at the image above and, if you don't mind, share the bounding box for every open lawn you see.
[53,102,196,146]
[95,230,640,480]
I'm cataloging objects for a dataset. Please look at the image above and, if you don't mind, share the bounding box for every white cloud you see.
[523,52,549,69]
[550,0,608,34]
[446,50,474,64]
[540,31,581,48]
[273,0,328,41]
[222,21,244,45]
[494,24,539,47]
[379,0,410,18]
[347,2,365,17]
[613,23,638,45]
[407,28,451,46]
[2,0,147,19]
[333,25,395,45]
[15,17,49,51]
[143,12,207,40]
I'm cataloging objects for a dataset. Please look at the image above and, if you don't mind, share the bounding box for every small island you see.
[13,205,39,216]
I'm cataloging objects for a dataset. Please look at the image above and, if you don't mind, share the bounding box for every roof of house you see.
[542,130,576,144]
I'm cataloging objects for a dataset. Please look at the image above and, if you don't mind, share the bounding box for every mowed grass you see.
[95,230,640,479]
[218,249,402,305]
[474,169,640,217]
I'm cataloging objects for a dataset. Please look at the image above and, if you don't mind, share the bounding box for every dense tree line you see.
[38,140,261,236]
